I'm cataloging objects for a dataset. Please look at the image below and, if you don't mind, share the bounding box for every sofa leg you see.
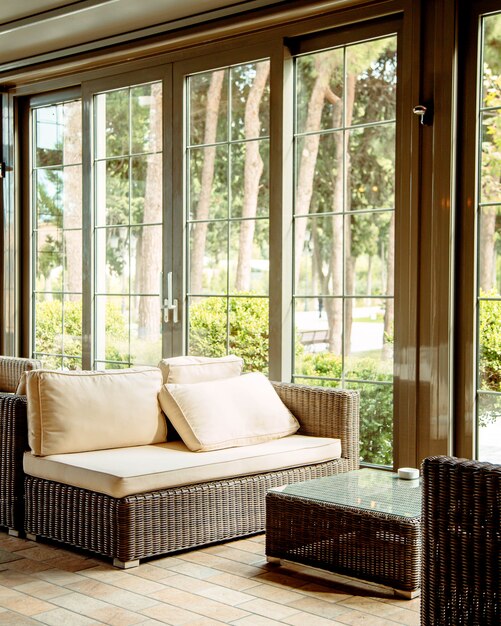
[113,558,140,569]
[7,528,20,538]
[26,533,38,542]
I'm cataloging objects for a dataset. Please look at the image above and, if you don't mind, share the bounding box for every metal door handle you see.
[161,272,179,324]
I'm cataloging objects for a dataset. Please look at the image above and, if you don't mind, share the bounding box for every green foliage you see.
[35,299,128,368]
[188,296,269,374]
[479,296,501,393]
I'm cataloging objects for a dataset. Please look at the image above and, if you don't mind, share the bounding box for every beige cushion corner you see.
[26,366,165,456]
[158,355,243,384]
[158,372,299,452]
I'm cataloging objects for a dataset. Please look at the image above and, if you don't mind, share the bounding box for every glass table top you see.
[273,469,421,519]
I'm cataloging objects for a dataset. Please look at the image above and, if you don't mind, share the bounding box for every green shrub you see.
[479,297,501,392]
[35,299,128,368]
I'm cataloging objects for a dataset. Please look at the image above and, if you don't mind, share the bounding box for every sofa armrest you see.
[0,392,28,529]
[271,382,359,468]
[0,356,42,393]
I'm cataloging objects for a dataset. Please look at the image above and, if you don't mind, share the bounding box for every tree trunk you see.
[295,56,338,288]
[235,61,270,292]
[138,83,163,339]
[190,70,225,294]
[479,207,497,292]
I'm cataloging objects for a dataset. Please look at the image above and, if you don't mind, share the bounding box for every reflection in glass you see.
[189,145,228,221]
[349,124,395,210]
[347,380,393,465]
[188,69,228,146]
[296,48,344,134]
[229,297,269,373]
[478,393,501,463]
[189,221,228,295]
[478,205,501,296]
[295,215,344,296]
[231,140,269,219]
[348,36,397,127]
[347,211,394,297]
[295,132,343,217]
[231,61,270,141]
[481,110,501,205]
[229,220,269,295]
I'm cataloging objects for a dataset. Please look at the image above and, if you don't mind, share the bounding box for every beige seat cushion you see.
[26,367,165,456]
[158,355,243,384]
[159,372,299,452]
[23,435,342,498]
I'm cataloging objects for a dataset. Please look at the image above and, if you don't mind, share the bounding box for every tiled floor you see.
[0,531,420,625]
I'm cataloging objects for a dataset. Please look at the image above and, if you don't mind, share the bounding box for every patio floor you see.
[0,531,419,625]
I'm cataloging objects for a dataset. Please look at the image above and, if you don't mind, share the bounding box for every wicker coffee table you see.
[265,469,421,598]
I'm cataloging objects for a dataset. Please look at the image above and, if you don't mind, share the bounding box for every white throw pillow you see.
[26,367,166,456]
[158,372,299,452]
[158,355,243,384]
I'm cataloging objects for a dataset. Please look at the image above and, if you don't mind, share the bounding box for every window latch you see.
[413,104,433,126]
[0,162,6,178]
[161,271,178,324]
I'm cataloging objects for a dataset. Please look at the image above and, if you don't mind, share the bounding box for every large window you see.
[185,60,270,372]
[292,35,397,466]
[476,11,501,462]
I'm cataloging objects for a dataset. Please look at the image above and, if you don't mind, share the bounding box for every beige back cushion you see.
[26,367,165,456]
[158,372,299,452]
[158,355,243,384]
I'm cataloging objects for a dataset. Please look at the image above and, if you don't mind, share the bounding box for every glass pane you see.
[294,302,341,378]
[349,123,395,210]
[295,131,344,217]
[95,159,130,227]
[95,227,130,294]
[188,145,228,221]
[230,140,269,218]
[96,89,130,159]
[189,221,228,295]
[130,225,162,294]
[36,229,63,292]
[229,220,269,295]
[231,60,270,141]
[34,101,81,168]
[477,393,501,463]
[229,297,269,373]
[347,211,394,297]
[131,83,162,154]
[62,165,82,229]
[63,296,83,359]
[480,110,501,205]
[36,168,63,227]
[296,48,344,134]
[295,215,344,296]
[131,154,162,224]
[189,69,228,146]
[35,294,63,355]
[482,13,501,109]
[63,230,82,293]
[293,377,341,388]
[345,298,393,381]
[347,381,393,466]
[62,357,82,371]
[348,36,397,126]
[478,205,501,296]
[130,296,162,365]
[479,298,501,392]
[188,296,228,357]
[94,295,130,364]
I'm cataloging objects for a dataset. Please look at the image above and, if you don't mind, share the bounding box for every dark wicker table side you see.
[265,469,421,598]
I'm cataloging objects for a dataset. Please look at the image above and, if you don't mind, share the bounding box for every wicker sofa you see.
[2,365,359,568]
[0,356,41,535]
[421,456,501,626]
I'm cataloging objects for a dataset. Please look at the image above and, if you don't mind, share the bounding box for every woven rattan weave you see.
[266,469,421,597]
[420,456,501,626]
[22,382,359,565]
[0,356,41,394]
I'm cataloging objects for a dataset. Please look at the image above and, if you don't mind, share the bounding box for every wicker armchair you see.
[421,456,501,626]
[0,356,41,535]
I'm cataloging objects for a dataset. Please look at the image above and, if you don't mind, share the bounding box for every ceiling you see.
[0,0,282,68]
